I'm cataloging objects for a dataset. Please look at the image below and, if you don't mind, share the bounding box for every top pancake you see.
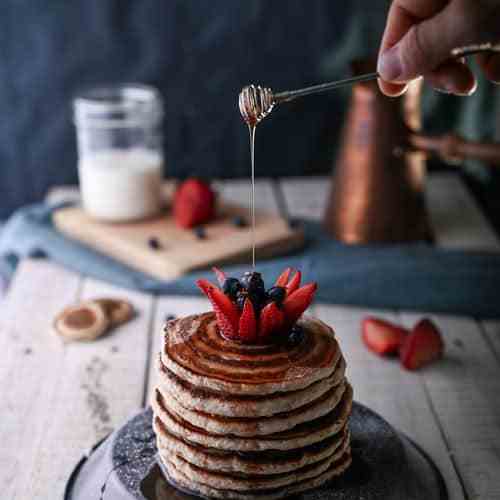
[162,313,339,395]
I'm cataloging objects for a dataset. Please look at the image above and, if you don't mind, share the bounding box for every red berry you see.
[259,302,285,339]
[275,268,293,288]
[361,317,408,356]
[238,299,257,343]
[400,319,444,371]
[174,179,216,228]
[196,279,240,339]
[285,270,301,296]
[282,283,317,326]
[212,267,227,287]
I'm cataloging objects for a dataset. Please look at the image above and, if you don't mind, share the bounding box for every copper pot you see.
[324,66,500,244]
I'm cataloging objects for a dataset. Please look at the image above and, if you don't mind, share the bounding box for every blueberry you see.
[288,325,304,346]
[236,292,248,311]
[241,272,265,294]
[194,226,206,240]
[165,314,176,322]
[148,237,162,250]
[267,286,286,305]
[232,216,247,228]
[222,277,242,298]
[28,248,47,259]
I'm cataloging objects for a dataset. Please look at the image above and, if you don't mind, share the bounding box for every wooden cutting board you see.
[52,201,304,281]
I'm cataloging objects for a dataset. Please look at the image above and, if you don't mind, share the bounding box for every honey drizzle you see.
[248,124,256,268]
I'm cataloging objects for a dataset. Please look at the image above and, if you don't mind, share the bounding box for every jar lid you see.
[73,83,163,128]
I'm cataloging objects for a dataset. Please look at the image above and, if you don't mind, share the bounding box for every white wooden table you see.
[2,173,500,500]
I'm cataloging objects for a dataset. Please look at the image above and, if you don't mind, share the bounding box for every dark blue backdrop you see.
[0,1,497,219]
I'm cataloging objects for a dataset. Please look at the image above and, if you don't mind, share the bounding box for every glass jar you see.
[73,84,164,221]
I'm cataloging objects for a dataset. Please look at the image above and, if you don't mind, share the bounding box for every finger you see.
[378,79,408,97]
[379,0,447,55]
[379,1,478,83]
[424,60,477,95]
[476,53,500,84]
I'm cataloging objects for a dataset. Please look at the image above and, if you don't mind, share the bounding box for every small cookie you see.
[94,298,134,327]
[54,301,109,341]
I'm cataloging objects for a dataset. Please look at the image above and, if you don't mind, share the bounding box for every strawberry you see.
[400,318,444,371]
[196,279,240,339]
[361,317,408,356]
[282,283,317,326]
[238,299,257,343]
[275,267,293,287]
[174,178,216,228]
[212,267,226,287]
[259,302,285,339]
[286,270,301,296]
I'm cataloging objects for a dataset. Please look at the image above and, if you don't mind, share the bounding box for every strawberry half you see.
[275,268,293,287]
[238,299,257,343]
[196,279,240,339]
[400,318,444,371]
[174,178,216,228]
[286,270,301,296]
[282,283,317,326]
[259,302,285,339]
[361,317,408,356]
[212,267,227,287]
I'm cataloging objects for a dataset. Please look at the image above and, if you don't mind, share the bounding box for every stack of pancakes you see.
[152,312,353,499]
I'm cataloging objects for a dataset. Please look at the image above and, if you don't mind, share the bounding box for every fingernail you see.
[378,44,403,81]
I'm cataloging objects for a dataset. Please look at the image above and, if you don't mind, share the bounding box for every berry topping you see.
[282,283,317,327]
[238,298,257,343]
[275,267,292,288]
[196,279,240,340]
[241,271,265,295]
[212,267,227,287]
[267,286,286,306]
[362,317,408,356]
[288,325,304,346]
[400,318,444,371]
[174,178,216,229]
[286,270,302,296]
[259,302,285,339]
[222,277,242,299]
[196,267,317,343]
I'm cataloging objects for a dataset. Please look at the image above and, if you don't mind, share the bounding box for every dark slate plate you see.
[65,403,447,500]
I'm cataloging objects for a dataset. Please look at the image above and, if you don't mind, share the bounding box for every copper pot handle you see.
[407,132,500,166]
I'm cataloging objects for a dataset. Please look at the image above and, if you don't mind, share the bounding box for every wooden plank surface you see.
[0,173,492,500]
[0,260,81,499]
[314,305,466,500]
[425,173,500,251]
[400,312,500,500]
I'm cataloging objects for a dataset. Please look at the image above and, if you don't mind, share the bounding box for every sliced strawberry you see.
[212,267,226,287]
[361,317,408,356]
[286,270,301,296]
[238,299,257,343]
[275,267,293,287]
[196,279,240,339]
[259,302,285,339]
[400,318,444,371]
[282,283,317,326]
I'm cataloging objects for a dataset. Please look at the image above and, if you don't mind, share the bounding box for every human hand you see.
[377,0,500,96]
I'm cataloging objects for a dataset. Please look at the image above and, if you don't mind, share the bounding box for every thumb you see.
[378,3,470,82]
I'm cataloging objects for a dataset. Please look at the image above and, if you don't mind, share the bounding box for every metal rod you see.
[273,72,379,103]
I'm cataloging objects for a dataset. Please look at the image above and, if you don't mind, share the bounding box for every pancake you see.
[162,451,352,500]
[163,437,351,491]
[156,355,346,418]
[153,383,353,452]
[157,380,346,436]
[162,313,340,395]
[155,417,349,475]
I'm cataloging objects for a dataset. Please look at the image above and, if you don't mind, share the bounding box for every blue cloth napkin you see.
[1,203,499,318]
